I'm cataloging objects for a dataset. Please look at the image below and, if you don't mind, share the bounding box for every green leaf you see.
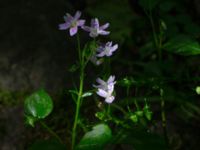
[76,124,112,150]
[25,115,37,127]
[196,86,200,95]
[135,111,143,117]
[130,114,138,123]
[28,139,66,150]
[82,41,97,61]
[143,104,153,121]
[82,92,93,98]
[24,89,53,119]
[139,0,160,10]
[163,35,200,55]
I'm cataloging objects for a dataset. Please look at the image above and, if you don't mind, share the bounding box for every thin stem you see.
[149,13,158,47]
[160,92,169,147]
[126,86,131,112]
[71,34,85,150]
[146,10,162,61]
[40,121,63,144]
[106,104,111,119]
[71,71,84,149]
[134,98,140,110]
[134,88,140,110]
[146,9,168,146]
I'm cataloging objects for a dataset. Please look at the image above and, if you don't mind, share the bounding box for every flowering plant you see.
[24,9,155,150]
[22,0,200,149]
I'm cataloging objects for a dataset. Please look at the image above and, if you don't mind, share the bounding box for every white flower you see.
[94,75,116,104]
[96,42,118,57]
[82,18,110,38]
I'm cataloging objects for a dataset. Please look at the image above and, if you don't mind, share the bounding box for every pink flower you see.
[82,18,110,38]
[59,11,85,36]
[96,42,118,57]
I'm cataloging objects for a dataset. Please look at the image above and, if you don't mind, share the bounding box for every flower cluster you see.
[59,11,118,103]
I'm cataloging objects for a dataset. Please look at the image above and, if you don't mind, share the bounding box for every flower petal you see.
[111,44,118,52]
[74,11,81,20]
[105,96,115,103]
[107,85,114,94]
[97,89,108,98]
[64,13,73,22]
[106,41,112,47]
[107,75,115,84]
[59,23,70,30]
[96,78,106,85]
[77,20,85,27]
[82,26,91,32]
[100,23,109,30]
[96,51,106,57]
[91,18,99,28]
[69,26,78,36]
[97,46,104,52]
[99,30,110,35]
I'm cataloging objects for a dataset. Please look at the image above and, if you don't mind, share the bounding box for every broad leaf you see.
[24,89,53,119]
[28,139,66,150]
[163,35,200,55]
[76,124,112,150]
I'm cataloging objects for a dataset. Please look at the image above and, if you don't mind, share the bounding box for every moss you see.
[0,89,29,106]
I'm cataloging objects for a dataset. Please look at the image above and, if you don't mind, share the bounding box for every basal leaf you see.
[76,124,112,150]
[24,89,53,119]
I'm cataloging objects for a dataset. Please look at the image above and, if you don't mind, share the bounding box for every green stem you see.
[146,10,168,145]
[161,95,169,147]
[107,104,112,118]
[71,35,85,150]
[146,10,162,61]
[134,98,140,110]
[40,121,63,144]
[134,88,140,110]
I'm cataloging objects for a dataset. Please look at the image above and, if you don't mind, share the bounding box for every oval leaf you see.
[24,90,53,119]
[76,124,112,150]
[196,86,200,95]
[164,35,200,55]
